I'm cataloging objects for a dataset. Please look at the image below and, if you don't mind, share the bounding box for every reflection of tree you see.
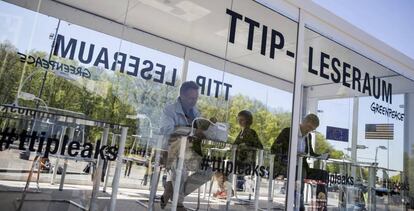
[409,144,414,200]
[110,70,180,136]
[314,133,346,173]
[0,41,23,105]
[390,174,401,183]
[1,41,293,148]
[0,42,180,141]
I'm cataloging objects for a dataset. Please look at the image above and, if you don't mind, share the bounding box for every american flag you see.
[365,124,394,140]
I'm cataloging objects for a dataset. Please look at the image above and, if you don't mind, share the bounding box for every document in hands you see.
[172,123,228,142]
[203,122,229,142]
[317,153,329,160]
[172,127,192,136]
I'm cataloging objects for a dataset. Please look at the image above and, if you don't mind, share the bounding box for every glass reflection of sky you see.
[317,95,405,175]
[186,61,293,112]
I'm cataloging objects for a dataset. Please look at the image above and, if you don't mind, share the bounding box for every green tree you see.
[314,132,346,173]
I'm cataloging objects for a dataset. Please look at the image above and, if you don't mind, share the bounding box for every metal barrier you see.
[89,127,109,211]
[109,127,128,211]
[0,105,136,211]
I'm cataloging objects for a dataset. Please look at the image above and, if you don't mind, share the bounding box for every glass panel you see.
[226,0,297,82]
[1,0,299,210]
[0,0,186,210]
[181,45,294,209]
[217,0,298,209]
[0,1,120,210]
[106,21,184,209]
[0,0,57,105]
[295,27,414,211]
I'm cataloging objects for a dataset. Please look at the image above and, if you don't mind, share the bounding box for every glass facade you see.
[293,27,414,210]
[0,0,413,211]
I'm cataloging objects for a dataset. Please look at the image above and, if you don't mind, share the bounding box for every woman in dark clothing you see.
[213,110,263,199]
[233,110,263,163]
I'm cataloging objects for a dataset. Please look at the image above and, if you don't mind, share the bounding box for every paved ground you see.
[0,149,408,210]
[0,180,288,211]
[0,149,289,210]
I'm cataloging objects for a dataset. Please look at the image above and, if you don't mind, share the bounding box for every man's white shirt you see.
[297,129,306,154]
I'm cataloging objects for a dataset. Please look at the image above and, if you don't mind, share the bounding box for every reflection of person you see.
[39,157,51,172]
[214,110,263,199]
[143,148,155,186]
[271,113,320,211]
[159,81,213,211]
[36,157,50,185]
[124,160,133,177]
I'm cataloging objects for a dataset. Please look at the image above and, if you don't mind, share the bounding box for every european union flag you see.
[326,126,349,142]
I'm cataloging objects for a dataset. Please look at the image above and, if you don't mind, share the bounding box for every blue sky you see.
[317,96,405,174]
[313,0,414,60]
